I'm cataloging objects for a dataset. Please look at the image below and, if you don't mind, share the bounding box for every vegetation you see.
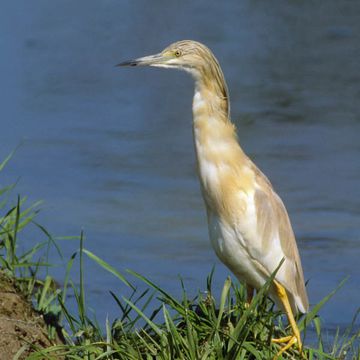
[0,154,359,359]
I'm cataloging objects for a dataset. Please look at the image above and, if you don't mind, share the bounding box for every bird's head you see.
[117,40,221,80]
[118,40,230,116]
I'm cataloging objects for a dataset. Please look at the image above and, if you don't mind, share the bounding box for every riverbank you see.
[0,156,358,359]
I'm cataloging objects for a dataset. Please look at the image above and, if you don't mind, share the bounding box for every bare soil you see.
[0,271,63,360]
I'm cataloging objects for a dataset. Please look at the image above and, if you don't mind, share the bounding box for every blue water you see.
[1,0,359,342]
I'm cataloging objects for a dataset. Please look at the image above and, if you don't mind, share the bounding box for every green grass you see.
[0,154,359,360]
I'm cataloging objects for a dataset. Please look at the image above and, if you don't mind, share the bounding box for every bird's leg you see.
[271,281,302,359]
[245,284,254,307]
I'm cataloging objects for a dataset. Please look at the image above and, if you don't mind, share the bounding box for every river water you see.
[1,0,359,342]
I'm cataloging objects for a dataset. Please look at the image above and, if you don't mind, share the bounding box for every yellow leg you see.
[271,281,303,360]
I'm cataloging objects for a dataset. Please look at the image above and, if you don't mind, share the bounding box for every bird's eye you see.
[174,50,182,57]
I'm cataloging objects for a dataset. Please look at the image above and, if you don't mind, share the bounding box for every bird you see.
[118,40,309,358]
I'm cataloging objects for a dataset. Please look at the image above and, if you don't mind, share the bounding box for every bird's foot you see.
[271,334,302,360]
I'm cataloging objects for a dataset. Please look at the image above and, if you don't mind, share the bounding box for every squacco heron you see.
[118,40,309,358]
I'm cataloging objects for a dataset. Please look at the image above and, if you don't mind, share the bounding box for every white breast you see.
[207,209,266,289]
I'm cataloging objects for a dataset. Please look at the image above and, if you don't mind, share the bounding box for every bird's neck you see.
[192,80,251,217]
[192,79,235,147]
[193,77,229,120]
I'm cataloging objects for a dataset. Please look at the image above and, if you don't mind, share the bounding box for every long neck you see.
[192,78,251,217]
[192,77,238,163]
[194,66,230,119]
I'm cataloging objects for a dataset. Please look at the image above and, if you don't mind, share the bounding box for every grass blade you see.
[299,278,348,332]
[83,249,134,290]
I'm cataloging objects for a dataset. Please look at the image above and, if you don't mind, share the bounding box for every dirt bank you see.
[0,271,63,359]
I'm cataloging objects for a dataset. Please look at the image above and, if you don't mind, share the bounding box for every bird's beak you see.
[116,53,165,67]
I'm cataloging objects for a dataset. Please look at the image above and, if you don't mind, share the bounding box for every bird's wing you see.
[245,164,309,313]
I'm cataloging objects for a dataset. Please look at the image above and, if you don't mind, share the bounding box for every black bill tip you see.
[115,59,138,67]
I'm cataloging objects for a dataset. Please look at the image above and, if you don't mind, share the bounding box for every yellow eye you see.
[174,50,182,57]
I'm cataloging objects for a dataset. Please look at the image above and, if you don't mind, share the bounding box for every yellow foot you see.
[272,335,293,344]
[271,335,301,360]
